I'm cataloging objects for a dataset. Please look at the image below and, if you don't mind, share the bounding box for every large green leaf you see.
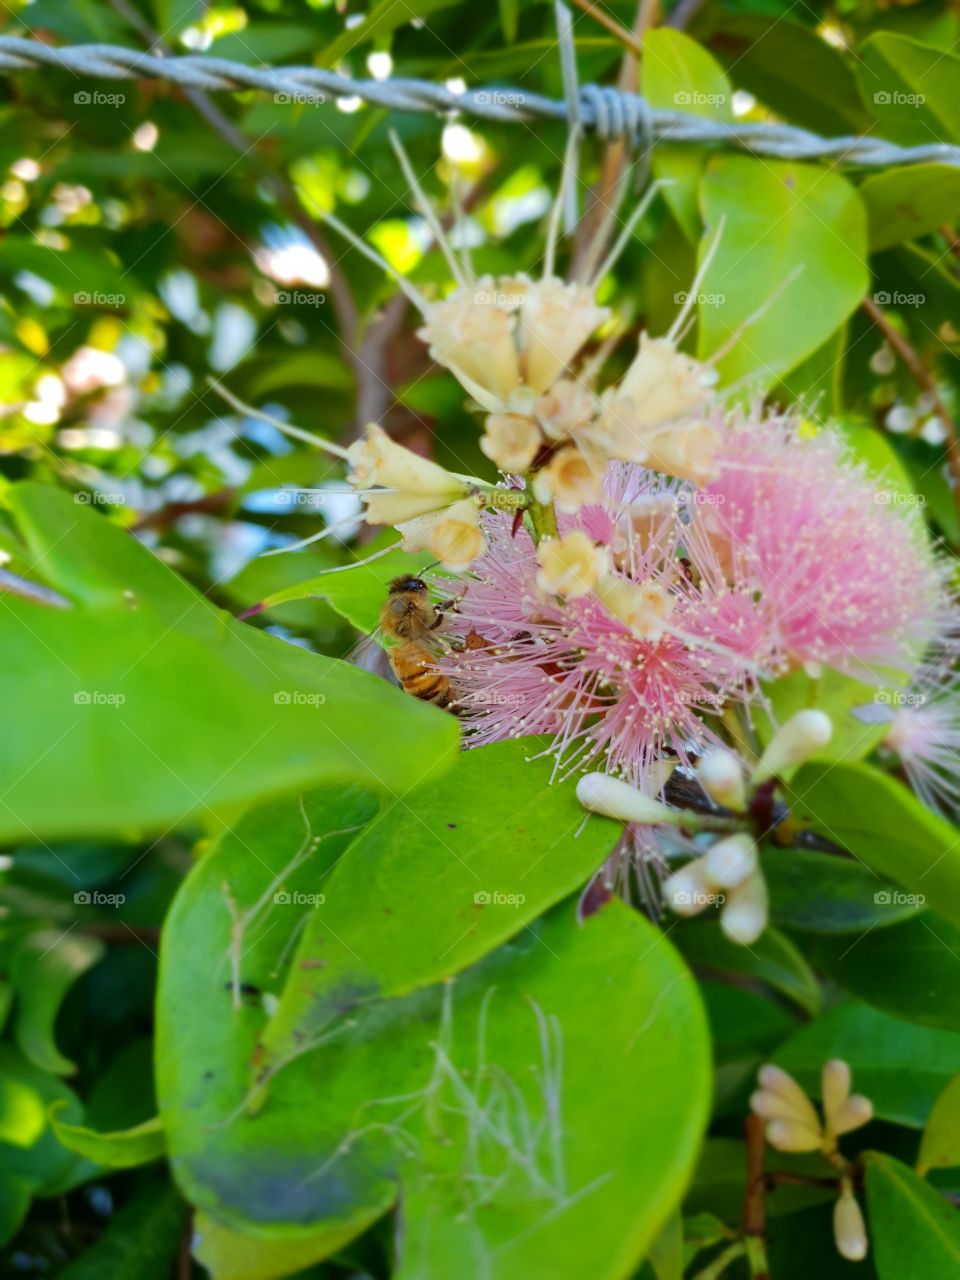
[246,739,622,1090]
[774,1001,960,1128]
[763,849,923,935]
[789,762,960,929]
[0,484,458,841]
[702,14,870,134]
[864,1151,960,1277]
[856,34,960,146]
[157,784,710,1279]
[860,165,960,251]
[807,912,960,1032]
[644,30,732,243]
[697,156,868,385]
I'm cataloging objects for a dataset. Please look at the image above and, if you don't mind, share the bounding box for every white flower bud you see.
[751,710,833,784]
[617,334,718,431]
[697,749,747,811]
[576,772,683,826]
[721,869,768,945]
[349,423,467,499]
[834,1185,869,1262]
[663,860,715,917]
[703,834,757,890]
[643,421,722,487]
[536,378,598,440]
[417,282,521,411]
[536,532,606,599]
[426,498,486,571]
[518,279,608,394]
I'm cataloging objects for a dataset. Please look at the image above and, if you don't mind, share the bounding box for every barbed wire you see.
[0,35,958,169]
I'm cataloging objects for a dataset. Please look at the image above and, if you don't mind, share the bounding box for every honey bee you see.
[379,575,457,709]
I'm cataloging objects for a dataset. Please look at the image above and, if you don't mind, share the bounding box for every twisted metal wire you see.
[0,35,958,168]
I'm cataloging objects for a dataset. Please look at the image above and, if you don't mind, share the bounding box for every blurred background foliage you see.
[0,0,959,1275]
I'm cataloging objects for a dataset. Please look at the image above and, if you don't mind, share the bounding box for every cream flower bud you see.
[417,281,521,412]
[834,1184,869,1262]
[536,378,598,441]
[765,1118,826,1153]
[754,1064,822,1133]
[480,413,542,473]
[577,772,683,826]
[822,1059,851,1131]
[363,490,461,525]
[663,860,715,917]
[703,834,757,890]
[721,869,768,945]
[349,423,466,498]
[396,497,486,570]
[518,279,608,394]
[831,1094,874,1136]
[536,531,606,599]
[532,448,603,513]
[697,749,747,811]
[617,334,718,431]
[752,710,833,784]
[643,422,721,487]
[595,577,673,643]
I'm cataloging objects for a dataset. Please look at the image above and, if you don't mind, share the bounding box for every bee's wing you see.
[346,628,398,685]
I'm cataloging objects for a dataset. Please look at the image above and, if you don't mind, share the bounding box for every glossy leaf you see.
[12,930,105,1074]
[0,483,459,841]
[644,30,732,242]
[697,156,868,385]
[864,1151,960,1277]
[674,919,820,1015]
[860,164,960,251]
[918,1075,960,1175]
[790,762,960,929]
[807,912,960,1032]
[763,849,923,935]
[856,34,960,146]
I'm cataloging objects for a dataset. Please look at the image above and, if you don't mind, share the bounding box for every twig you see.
[568,0,643,54]
[742,1115,771,1279]
[692,1239,747,1280]
[862,294,960,515]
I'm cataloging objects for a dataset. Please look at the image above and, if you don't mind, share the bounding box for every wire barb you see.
[0,36,958,169]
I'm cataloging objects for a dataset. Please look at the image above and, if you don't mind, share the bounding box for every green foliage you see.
[0,0,958,1273]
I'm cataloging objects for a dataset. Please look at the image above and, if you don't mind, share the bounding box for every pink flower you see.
[698,411,950,679]
[440,467,772,787]
[872,654,960,817]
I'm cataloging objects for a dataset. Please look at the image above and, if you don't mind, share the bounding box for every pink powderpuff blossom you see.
[876,653,960,818]
[697,410,951,681]
[439,466,774,788]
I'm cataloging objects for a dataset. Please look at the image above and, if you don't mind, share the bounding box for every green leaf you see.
[702,14,870,134]
[789,762,960,929]
[807,912,960,1032]
[918,1074,960,1174]
[644,30,733,242]
[0,1047,89,1215]
[49,1105,165,1169]
[774,1001,960,1127]
[864,1151,960,1277]
[763,849,924,935]
[647,1211,684,1280]
[192,1211,361,1280]
[12,930,105,1074]
[857,34,960,146]
[59,1183,185,1280]
[157,788,710,1277]
[248,739,622,1089]
[697,156,868,385]
[0,484,458,841]
[674,919,820,1015]
[860,165,960,252]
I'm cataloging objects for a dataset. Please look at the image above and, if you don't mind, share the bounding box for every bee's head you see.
[388,576,427,595]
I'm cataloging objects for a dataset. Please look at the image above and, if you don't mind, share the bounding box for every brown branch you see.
[742,1115,771,1280]
[862,294,960,517]
[568,0,643,54]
